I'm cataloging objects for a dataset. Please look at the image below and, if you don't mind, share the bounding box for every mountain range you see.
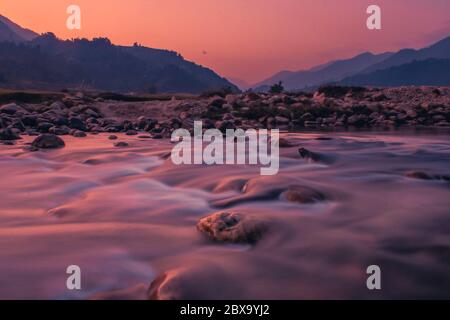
[0,15,39,42]
[0,15,238,94]
[1,13,449,93]
[253,36,450,91]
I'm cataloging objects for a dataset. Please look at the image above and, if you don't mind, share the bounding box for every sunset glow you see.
[1,0,450,85]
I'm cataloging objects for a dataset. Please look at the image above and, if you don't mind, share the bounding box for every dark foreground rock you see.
[31,134,65,149]
[0,103,25,115]
[0,128,21,140]
[197,211,268,244]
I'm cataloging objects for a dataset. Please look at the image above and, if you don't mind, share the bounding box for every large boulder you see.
[21,115,38,126]
[0,103,26,115]
[69,117,87,131]
[37,122,53,133]
[31,134,65,149]
[0,128,21,140]
[197,211,268,244]
[49,126,70,135]
[50,101,67,110]
[52,116,69,126]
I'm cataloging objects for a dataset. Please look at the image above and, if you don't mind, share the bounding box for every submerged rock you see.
[210,176,295,208]
[31,134,65,149]
[151,133,163,139]
[90,284,148,300]
[279,137,296,148]
[197,211,268,244]
[405,171,450,182]
[148,264,240,300]
[282,185,326,204]
[316,137,332,141]
[114,141,129,147]
[298,147,323,162]
[405,171,433,180]
[23,145,39,152]
[108,135,118,140]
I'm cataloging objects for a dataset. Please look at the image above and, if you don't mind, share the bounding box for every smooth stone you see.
[31,134,65,149]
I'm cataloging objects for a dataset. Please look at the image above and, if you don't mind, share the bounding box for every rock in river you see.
[282,185,326,204]
[0,128,21,140]
[197,211,268,244]
[114,141,129,147]
[31,134,65,149]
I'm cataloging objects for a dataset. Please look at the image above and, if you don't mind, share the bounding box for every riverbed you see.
[0,131,449,299]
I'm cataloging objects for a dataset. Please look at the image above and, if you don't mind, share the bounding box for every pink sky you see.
[1,0,449,84]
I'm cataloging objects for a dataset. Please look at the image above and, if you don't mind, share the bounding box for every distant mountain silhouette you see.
[253,52,393,91]
[340,58,450,87]
[0,15,38,41]
[0,20,24,43]
[0,16,238,94]
[254,36,450,91]
[227,77,251,90]
[359,36,450,74]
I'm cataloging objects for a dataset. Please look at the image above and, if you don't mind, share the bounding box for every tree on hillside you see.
[269,81,284,94]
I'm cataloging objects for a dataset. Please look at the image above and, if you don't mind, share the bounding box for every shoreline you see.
[1,86,450,148]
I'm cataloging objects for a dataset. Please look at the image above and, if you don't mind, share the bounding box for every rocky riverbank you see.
[1,86,449,147]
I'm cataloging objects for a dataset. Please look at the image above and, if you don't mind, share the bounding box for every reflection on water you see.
[0,131,449,299]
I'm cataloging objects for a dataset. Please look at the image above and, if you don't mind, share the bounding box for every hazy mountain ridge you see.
[254,36,450,91]
[360,36,450,74]
[0,15,38,41]
[253,51,394,91]
[340,58,450,86]
[0,16,238,93]
[0,19,24,43]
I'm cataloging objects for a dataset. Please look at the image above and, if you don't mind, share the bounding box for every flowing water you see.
[0,131,449,299]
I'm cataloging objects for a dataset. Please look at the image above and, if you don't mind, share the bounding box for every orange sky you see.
[1,0,449,84]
